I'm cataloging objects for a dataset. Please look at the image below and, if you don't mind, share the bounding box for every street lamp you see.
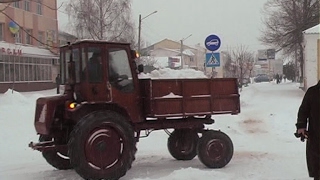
[180,34,192,69]
[138,11,157,54]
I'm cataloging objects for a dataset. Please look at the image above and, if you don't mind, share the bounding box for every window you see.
[87,47,102,83]
[14,31,22,44]
[37,0,42,15]
[51,30,56,42]
[26,29,32,44]
[0,56,3,82]
[0,55,52,83]
[13,2,20,8]
[0,23,4,41]
[81,47,86,80]
[38,31,44,46]
[108,49,134,92]
[46,30,55,47]
[24,1,30,11]
[73,48,80,83]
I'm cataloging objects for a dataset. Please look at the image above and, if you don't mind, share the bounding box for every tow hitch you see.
[29,141,66,152]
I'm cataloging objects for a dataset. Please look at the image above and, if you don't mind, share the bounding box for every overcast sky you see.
[57,0,270,53]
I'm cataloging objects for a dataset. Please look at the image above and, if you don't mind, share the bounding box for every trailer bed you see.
[140,78,240,118]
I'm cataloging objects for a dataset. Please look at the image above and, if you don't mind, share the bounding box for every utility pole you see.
[180,34,192,69]
[180,40,183,68]
[138,11,157,54]
[138,14,142,54]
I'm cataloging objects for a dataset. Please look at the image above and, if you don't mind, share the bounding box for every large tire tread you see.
[68,111,135,180]
[197,130,233,168]
[40,135,72,170]
[167,129,199,160]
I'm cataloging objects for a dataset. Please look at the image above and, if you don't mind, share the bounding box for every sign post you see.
[204,34,221,77]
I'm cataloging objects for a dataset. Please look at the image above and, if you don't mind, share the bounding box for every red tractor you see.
[29,40,240,180]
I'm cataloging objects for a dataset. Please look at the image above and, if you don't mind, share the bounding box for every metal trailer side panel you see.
[140,78,240,118]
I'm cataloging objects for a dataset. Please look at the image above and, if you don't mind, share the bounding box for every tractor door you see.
[106,47,143,123]
[79,46,111,102]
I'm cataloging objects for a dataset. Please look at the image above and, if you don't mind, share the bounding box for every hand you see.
[295,128,308,142]
[297,128,307,137]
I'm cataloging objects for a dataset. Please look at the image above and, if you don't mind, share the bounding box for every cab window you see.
[108,48,134,92]
[87,47,102,83]
[73,48,80,83]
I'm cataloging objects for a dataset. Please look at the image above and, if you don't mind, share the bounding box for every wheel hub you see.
[85,127,122,169]
[206,139,226,161]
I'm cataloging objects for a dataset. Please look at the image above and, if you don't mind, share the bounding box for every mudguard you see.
[34,95,67,135]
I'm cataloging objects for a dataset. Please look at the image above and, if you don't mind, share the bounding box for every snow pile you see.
[138,68,207,79]
[1,89,29,104]
[0,69,311,180]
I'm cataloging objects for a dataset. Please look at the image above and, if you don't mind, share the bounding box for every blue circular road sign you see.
[204,34,221,51]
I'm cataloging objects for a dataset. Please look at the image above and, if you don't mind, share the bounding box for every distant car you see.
[206,39,219,46]
[254,74,270,83]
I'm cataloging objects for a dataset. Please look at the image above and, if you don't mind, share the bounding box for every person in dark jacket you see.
[275,73,280,84]
[87,52,102,82]
[296,80,320,180]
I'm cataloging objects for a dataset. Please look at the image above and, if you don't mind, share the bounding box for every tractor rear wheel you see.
[197,130,233,168]
[40,135,72,170]
[68,111,135,180]
[167,129,199,160]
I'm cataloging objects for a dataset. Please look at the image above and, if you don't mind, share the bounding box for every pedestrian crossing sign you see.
[206,52,220,67]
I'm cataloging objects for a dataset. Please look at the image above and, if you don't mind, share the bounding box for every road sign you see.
[206,52,220,67]
[204,34,221,51]
[258,50,267,61]
[267,49,275,59]
[258,49,276,61]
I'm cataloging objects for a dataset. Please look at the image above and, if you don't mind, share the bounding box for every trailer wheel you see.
[68,111,135,180]
[197,130,233,168]
[167,129,199,160]
[40,135,72,170]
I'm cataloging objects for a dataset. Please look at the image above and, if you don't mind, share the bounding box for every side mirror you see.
[138,64,144,73]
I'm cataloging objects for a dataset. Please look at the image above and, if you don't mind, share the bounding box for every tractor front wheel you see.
[167,129,199,160]
[40,135,72,170]
[197,130,233,168]
[68,111,135,180]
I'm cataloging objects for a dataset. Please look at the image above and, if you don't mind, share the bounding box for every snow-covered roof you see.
[182,49,195,56]
[152,47,195,56]
[304,24,319,34]
[0,41,58,59]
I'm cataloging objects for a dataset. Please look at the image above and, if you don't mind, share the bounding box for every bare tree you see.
[66,0,136,44]
[233,46,255,88]
[223,46,255,88]
[222,52,233,78]
[260,0,319,82]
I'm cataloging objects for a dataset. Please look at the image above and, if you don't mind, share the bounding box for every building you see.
[58,30,77,46]
[303,24,320,90]
[141,39,199,69]
[0,1,59,93]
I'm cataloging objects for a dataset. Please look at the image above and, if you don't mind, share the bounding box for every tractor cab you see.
[60,40,143,122]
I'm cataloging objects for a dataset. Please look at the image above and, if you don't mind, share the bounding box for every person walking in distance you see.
[295,80,320,180]
[55,74,61,94]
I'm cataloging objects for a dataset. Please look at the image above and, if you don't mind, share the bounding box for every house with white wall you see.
[303,24,320,90]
